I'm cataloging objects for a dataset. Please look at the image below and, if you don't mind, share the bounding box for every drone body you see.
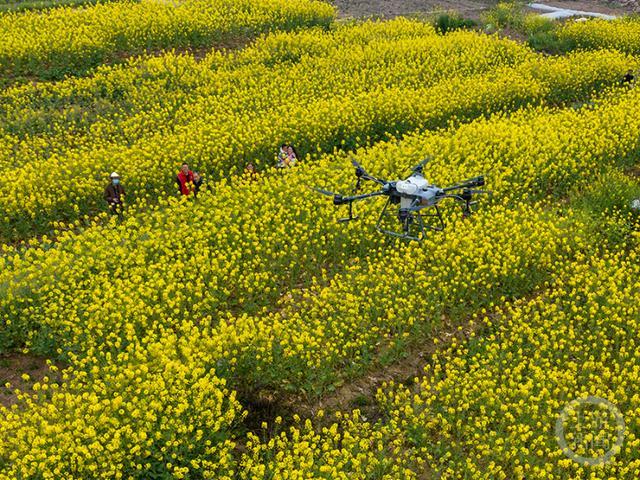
[395,172,441,207]
[314,157,492,241]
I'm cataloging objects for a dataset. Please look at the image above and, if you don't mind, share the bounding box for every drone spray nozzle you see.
[397,208,411,221]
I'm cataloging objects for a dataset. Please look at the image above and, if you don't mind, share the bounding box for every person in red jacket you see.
[176,162,195,196]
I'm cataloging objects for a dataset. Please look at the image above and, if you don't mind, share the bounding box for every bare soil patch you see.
[291,314,480,423]
[626,164,640,178]
[241,312,482,436]
[0,353,63,408]
[331,0,636,21]
[331,0,492,21]
[241,289,549,440]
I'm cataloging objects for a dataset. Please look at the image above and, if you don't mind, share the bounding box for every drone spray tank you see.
[389,171,445,238]
[396,173,427,208]
[395,172,442,208]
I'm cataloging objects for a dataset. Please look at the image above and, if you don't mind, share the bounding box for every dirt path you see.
[331,0,492,20]
[242,310,488,435]
[240,285,552,442]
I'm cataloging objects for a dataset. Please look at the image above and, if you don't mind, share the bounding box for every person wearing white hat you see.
[104,172,125,216]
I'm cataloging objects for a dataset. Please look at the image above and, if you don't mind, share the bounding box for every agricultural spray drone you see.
[313,157,492,241]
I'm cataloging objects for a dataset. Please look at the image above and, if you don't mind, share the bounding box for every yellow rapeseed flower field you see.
[0,0,335,79]
[559,16,640,54]
[0,24,635,242]
[235,182,640,478]
[0,21,542,241]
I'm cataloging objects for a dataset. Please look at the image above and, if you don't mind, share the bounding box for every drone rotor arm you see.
[361,174,387,185]
[441,176,486,193]
[336,189,388,205]
[410,155,432,173]
[465,189,493,196]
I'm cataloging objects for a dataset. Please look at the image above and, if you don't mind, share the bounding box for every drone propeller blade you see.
[461,163,496,184]
[410,155,432,173]
[351,157,370,179]
[350,157,368,177]
[348,156,386,185]
[311,187,339,197]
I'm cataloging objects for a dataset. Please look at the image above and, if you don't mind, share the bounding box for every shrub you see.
[433,11,477,34]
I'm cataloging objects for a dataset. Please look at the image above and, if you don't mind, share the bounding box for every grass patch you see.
[481,2,577,54]
[432,11,477,34]
[524,16,575,53]
[569,167,640,247]
[482,1,526,31]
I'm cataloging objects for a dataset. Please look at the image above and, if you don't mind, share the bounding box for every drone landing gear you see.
[338,200,358,223]
[375,199,445,241]
[419,204,446,232]
[458,187,490,219]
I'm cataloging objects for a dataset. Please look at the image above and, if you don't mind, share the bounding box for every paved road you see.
[529,2,617,20]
